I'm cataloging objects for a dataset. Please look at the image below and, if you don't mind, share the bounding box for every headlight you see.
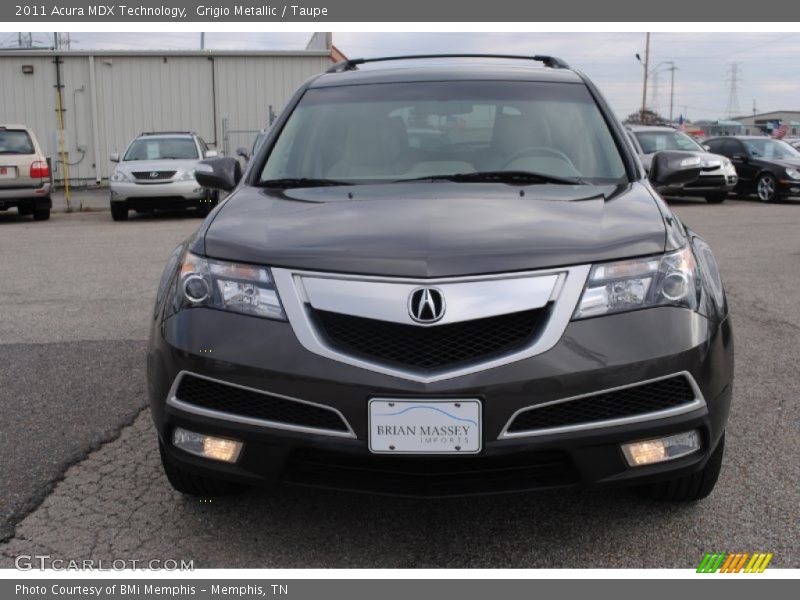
[721,157,732,168]
[786,167,800,180]
[179,169,196,182]
[573,247,699,319]
[110,170,131,182]
[171,252,286,320]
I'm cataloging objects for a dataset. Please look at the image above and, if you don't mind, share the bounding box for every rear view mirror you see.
[648,151,702,189]
[235,147,250,160]
[110,153,119,163]
[195,157,242,192]
[204,150,218,158]
[731,153,748,163]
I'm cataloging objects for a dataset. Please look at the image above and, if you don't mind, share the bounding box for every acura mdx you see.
[147,55,734,502]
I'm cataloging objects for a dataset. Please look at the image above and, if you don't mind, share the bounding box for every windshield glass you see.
[0,130,35,155]
[634,130,702,154]
[123,137,199,161]
[743,139,800,159]
[259,81,627,185]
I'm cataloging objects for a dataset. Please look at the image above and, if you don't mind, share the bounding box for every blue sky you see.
[4,31,799,120]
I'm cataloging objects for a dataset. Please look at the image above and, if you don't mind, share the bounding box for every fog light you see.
[172,427,242,463]
[621,430,701,467]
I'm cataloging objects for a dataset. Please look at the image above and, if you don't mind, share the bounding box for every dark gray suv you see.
[147,55,733,501]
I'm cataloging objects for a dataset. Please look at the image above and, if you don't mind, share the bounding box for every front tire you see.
[638,433,725,502]
[110,202,128,221]
[159,440,245,497]
[756,173,781,203]
[705,193,727,204]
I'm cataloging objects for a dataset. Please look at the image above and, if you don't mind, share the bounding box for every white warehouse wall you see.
[0,50,331,183]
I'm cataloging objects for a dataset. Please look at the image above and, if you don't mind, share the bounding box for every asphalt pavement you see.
[0,195,798,568]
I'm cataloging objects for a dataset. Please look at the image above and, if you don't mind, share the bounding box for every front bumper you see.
[664,172,737,197]
[148,306,733,497]
[110,180,207,204]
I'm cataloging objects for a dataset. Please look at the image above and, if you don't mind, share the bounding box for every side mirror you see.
[702,144,711,151]
[110,153,120,163]
[195,157,242,192]
[235,147,250,160]
[648,151,702,189]
[731,153,748,163]
[204,150,218,158]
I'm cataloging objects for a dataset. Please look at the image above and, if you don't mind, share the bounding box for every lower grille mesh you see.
[174,374,349,432]
[283,448,578,497]
[506,375,697,433]
[313,308,547,371]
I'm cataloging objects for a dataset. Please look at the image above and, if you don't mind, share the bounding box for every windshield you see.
[743,139,800,159]
[123,137,199,161]
[258,81,627,185]
[0,130,35,155]
[634,130,702,154]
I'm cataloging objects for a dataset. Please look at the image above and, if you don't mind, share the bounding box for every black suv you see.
[148,55,733,502]
[705,135,800,202]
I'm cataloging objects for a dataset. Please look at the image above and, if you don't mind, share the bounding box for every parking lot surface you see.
[0,196,798,567]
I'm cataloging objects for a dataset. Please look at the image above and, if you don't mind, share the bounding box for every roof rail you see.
[139,131,195,136]
[325,54,570,74]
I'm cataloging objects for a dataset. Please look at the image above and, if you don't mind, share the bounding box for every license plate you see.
[368,399,482,454]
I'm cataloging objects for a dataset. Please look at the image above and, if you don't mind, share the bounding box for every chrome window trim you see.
[166,370,356,439]
[498,371,706,439]
[271,265,592,384]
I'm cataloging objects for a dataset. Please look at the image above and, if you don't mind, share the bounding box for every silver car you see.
[109,132,218,221]
[627,125,737,203]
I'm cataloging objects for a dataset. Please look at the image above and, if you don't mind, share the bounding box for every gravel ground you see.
[0,194,798,567]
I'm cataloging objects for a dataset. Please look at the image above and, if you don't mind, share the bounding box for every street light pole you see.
[640,32,650,122]
[666,62,677,123]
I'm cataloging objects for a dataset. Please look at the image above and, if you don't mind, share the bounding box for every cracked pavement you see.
[0,198,798,568]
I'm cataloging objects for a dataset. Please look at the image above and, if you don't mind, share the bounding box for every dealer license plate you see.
[0,166,16,179]
[368,399,482,454]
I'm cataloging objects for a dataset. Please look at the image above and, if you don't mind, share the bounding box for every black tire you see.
[756,173,781,203]
[705,193,727,204]
[159,440,245,497]
[32,207,50,221]
[110,202,128,221]
[638,434,725,502]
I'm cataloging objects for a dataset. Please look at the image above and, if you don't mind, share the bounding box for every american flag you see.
[771,122,789,139]
[677,114,687,132]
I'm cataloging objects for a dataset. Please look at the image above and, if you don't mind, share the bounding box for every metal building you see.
[0,46,333,184]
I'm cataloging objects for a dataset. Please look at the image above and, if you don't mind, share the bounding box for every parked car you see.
[627,125,737,203]
[0,124,52,220]
[148,55,732,502]
[705,136,800,202]
[784,137,800,151]
[109,131,218,221]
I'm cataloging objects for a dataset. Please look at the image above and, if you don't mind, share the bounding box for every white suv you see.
[0,124,52,221]
[109,132,218,221]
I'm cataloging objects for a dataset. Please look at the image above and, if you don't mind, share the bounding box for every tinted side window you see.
[721,139,741,156]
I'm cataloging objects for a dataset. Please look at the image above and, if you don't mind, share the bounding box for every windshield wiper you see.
[256,177,353,188]
[395,170,584,185]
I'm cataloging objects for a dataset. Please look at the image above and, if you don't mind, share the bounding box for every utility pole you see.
[640,32,650,123]
[17,32,33,48]
[667,62,677,123]
[200,32,205,49]
[752,99,757,117]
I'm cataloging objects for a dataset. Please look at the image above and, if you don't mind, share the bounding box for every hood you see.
[769,157,800,169]
[115,158,198,175]
[641,150,728,172]
[200,182,667,278]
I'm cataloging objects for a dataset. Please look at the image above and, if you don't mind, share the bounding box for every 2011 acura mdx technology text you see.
[147,55,734,502]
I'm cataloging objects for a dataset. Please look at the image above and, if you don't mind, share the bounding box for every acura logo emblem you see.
[150,171,160,178]
[408,287,445,323]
